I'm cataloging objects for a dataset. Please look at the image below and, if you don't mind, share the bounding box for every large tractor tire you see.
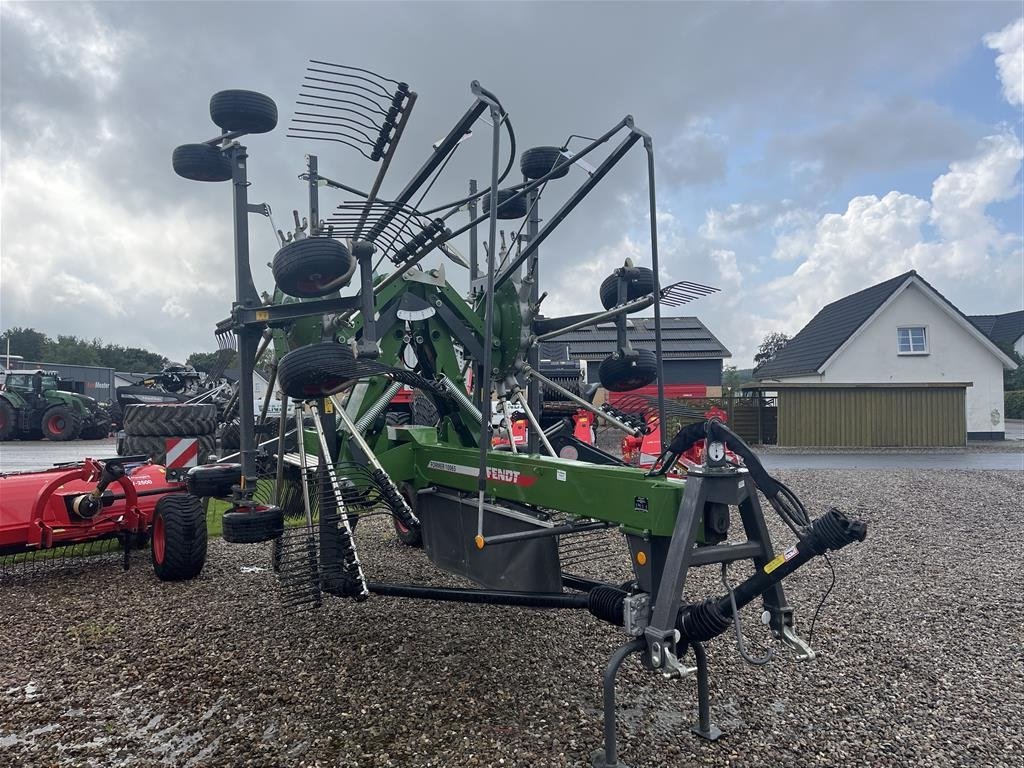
[172,143,233,182]
[599,266,655,311]
[222,505,285,544]
[123,404,217,436]
[598,349,659,392]
[80,423,110,440]
[0,399,15,440]
[272,238,353,298]
[520,146,571,180]
[151,494,207,581]
[209,90,278,134]
[277,342,356,399]
[41,405,83,441]
[480,188,529,220]
[393,482,423,548]
[123,434,217,465]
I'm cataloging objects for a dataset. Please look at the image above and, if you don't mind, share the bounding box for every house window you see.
[897,326,928,354]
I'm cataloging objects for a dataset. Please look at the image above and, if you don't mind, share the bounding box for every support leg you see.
[592,638,645,768]
[690,642,722,741]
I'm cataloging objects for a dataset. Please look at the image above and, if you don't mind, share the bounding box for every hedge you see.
[1006,390,1024,420]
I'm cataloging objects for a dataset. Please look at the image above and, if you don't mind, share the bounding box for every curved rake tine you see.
[292,116,377,146]
[306,67,395,99]
[302,80,389,114]
[294,102,383,132]
[286,132,374,160]
[297,92,388,122]
[309,59,403,87]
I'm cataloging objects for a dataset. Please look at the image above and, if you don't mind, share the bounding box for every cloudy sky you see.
[1,1,1022,366]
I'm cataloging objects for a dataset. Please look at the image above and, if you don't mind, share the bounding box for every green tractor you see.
[0,370,111,442]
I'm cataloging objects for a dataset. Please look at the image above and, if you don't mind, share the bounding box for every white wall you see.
[1015,335,1023,357]
[785,282,1008,435]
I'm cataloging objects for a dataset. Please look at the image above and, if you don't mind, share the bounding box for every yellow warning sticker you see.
[255,310,269,321]
[764,554,786,574]
[323,399,334,413]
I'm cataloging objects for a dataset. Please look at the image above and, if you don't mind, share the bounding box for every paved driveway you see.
[762,451,1023,471]
[1005,419,1024,441]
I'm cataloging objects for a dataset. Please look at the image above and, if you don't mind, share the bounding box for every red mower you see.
[0,456,208,581]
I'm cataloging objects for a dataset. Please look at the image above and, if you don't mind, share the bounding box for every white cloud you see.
[984,17,1024,107]
[661,119,728,186]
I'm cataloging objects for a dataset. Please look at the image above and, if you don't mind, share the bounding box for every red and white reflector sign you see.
[165,437,199,469]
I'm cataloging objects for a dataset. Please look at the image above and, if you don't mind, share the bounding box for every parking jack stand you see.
[592,638,645,768]
[690,642,722,741]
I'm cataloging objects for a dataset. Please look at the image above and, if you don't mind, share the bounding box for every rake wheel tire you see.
[186,463,242,498]
[277,342,355,399]
[520,146,570,180]
[151,494,207,581]
[599,266,655,311]
[222,505,285,544]
[209,90,278,134]
[172,143,233,182]
[123,404,217,436]
[393,481,423,548]
[219,420,240,450]
[481,188,528,220]
[41,405,82,441]
[273,238,354,298]
[123,434,216,464]
[598,349,659,392]
[0,400,15,440]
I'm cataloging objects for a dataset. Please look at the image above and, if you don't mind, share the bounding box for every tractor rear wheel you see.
[151,494,207,581]
[277,342,355,399]
[599,266,655,311]
[480,188,529,220]
[123,404,217,436]
[172,143,233,182]
[598,349,658,392]
[272,238,354,298]
[41,405,82,441]
[209,90,278,134]
[0,400,15,440]
[520,146,571,180]
[222,505,285,544]
[393,482,423,548]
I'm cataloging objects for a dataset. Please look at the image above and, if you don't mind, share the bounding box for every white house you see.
[755,270,1017,442]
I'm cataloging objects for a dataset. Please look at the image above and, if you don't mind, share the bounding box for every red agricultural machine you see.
[0,454,210,581]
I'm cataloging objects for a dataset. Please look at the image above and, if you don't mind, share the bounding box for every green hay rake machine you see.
[173,63,867,767]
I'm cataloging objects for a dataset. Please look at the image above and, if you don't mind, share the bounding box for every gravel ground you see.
[2,469,1022,767]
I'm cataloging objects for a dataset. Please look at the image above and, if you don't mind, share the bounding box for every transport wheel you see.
[0,400,14,440]
[123,433,217,464]
[277,342,355,399]
[151,494,207,581]
[172,143,233,182]
[41,405,82,441]
[209,89,278,134]
[481,188,528,220]
[520,146,570,180]
[186,463,242,498]
[598,349,658,392]
[222,504,285,544]
[272,238,353,298]
[393,482,423,548]
[599,266,655,311]
[123,404,217,436]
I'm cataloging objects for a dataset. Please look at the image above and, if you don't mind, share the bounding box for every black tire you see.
[481,188,528,220]
[410,392,440,426]
[393,482,423,548]
[272,238,353,298]
[172,143,233,182]
[80,423,109,440]
[222,505,285,544]
[520,146,570,180]
[41,405,82,441]
[599,266,655,311]
[277,342,355,399]
[123,404,217,436]
[151,494,207,581]
[123,434,217,465]
[598,349,658,392]
[209,89,278,134]
[219,420,240,450]
[0,399,15,440]
[186,463,242,498]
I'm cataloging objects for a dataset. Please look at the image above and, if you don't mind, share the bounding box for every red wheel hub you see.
[153,514,166,565]
[48,415,64,433]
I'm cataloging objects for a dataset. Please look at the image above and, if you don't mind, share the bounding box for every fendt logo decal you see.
[427,460,537,488]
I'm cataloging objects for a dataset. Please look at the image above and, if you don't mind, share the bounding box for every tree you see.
[754,332,790,367]
[722,364,742,395]
[998,344,1024,391]
[1,327,48,362]
[187,351,229,374]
